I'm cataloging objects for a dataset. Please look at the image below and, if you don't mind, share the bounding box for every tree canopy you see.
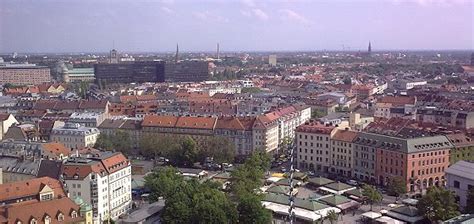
[362,184,383,211]
[94,131,133,154]
[387,176,407,200]
[417,186,460,222]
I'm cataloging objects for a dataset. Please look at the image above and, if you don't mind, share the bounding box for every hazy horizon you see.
[1,0,473,53]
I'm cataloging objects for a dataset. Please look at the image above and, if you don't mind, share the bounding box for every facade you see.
[330,129,357,177]
[265,105,312,147]
[446,133,474,164]
[445,160,474,209]
[51,123,100,150]
[94,61,165,84]
[67,67,96,83]
[390,79,427,90]
[0,65,51,85]
[63,152,132,223]
[295,122,336,172]
[0,177,86,224]
[354,132,452,192]
[165,61,209,82]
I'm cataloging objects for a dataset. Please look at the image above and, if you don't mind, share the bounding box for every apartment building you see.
[0,177,91,224]
[353,132,378,182]
[295,122,336,172]
[265,105,311,146]
[446,133,474,164]
[330,129,357,177]
[63,152,131,223]
[214,117,254,155]
[416,106,474,129]
[51,123,100,150]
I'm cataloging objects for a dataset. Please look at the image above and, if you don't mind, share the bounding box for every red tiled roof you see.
[175,116,217,130]
[296,121,335,134]
[142,115,178,127]
[0,177,66,202]
[332,129,358,142]
[0,197,83,224]
[379,96,416,106]
[62,161,107,179]
[100,153,129,174]
[42,142,70,158]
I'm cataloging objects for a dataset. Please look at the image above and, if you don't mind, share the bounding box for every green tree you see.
[145,167,183,201]
[326,210,338,224]
[237,193,271,224]
[241,87,262,94]
[417,186,460,222]
[113,130,132,154]
[94,134,114,151]
[387,176,407,201]
[465,187,474,213]
[200,136,235,163]
[362,184,383,211]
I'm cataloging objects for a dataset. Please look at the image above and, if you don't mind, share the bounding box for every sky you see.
[0,0,473,53]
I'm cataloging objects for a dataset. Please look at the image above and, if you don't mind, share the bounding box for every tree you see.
[387,176,407,201]
[94,134,114,151]
[237,193,271,224]
[326,210,338,224]
[241,87,262,94]
[146,167,238,224]
[362,184,383,211]
[113,130,133,154]
[200,136,235,163]
[417,186,460,222]
[466,187,474,213]
[144,167,183,201]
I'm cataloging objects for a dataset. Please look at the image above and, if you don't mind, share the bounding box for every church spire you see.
[368,41,372,56]
[175,43,179,63]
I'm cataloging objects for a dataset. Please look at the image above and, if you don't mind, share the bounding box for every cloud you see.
[252,9,269,21]
[279,9,310,25]
[390,0,470,6]
[240,0,256,7]
[192,11,229,23]
[160,6,174,14]
[241,8,269,21]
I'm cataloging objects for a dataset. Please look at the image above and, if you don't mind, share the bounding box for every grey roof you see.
[445,160,474,180]
[354,132,453,153]
[0,157,40,176]
[120,200,165,223]
[443,214,474,224]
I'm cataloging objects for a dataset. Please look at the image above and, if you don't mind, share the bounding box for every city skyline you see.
[0,0,473,53]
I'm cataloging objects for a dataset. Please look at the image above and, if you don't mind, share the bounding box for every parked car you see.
[347,179,359,186]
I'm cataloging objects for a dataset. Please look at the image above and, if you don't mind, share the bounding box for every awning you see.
[376,216,406,224]
[361,211,382,219]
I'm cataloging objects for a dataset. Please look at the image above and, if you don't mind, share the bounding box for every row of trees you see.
[94,132,235,165]
[144,152,273,224]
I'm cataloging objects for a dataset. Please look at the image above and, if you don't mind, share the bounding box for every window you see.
[44,216,51,224]
[57,213,64,222]
[71,211,78,219]
[453,180,460,189]
[30,219,37,224]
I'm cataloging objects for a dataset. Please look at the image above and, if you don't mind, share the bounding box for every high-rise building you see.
[94,61,166,84]
[175,43,179,63]
[269,55,277,66]
[165,61,209,82]
[216,43,220,60]
[470,52,474,66]
[0,64,51,85]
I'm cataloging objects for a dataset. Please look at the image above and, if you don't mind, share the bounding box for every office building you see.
[0,64,51,85]
[165,61,209,82]
[94,61,165,84]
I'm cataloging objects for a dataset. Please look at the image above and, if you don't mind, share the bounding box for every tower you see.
[471,52,474,66]
[216,43,220,60]
[175,43,179,63]
[368,41,372,56]
[109,49,118,64]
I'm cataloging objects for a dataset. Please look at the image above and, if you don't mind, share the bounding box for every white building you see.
[445,160,474,209]
[239,79,254,88]
[0,113,18,140]
[69,112,108,127]
[265,105,311,147]
[268,55,277,66]
[51,123,100,150]
[63,152,132,223]
[295,122,336,172]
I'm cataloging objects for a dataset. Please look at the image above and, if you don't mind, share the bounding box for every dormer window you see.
[57,213,64,222]
[30,218,37,224]
[44,216,51,224]
[71,210,78,218]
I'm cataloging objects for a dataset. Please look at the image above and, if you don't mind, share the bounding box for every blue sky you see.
[0,0,472,53]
